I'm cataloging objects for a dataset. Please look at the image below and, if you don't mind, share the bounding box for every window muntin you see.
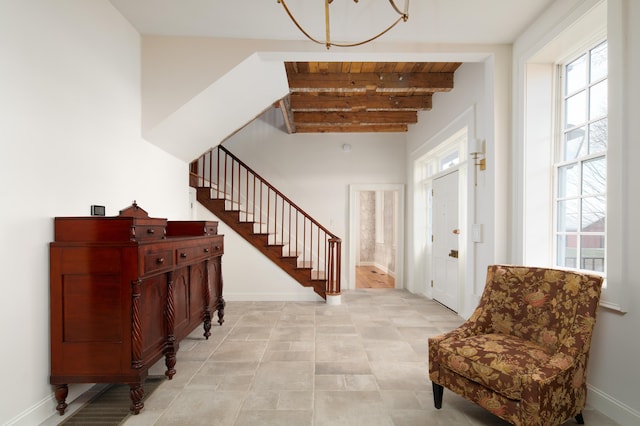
[555,41,607,274]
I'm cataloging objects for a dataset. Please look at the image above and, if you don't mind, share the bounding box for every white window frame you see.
[518,0,626,312]
[553,40,608,277]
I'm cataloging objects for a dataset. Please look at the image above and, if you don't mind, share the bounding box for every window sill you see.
[599,299,627,314]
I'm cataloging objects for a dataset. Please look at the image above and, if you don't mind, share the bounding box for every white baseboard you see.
[587,383,640,426]
[5,383,96,426]
[223,292,324,302]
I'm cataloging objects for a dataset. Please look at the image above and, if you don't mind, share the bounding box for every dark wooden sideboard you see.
[49,203,224,415]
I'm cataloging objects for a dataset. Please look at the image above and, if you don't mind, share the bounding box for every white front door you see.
[432,170,459,312]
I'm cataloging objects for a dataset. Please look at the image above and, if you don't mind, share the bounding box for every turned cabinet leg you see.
[164,343,177,380]
[54,384,68,415]
[129,382,144,414]
[217,297,226,325]
[203,311,212,340]
[575,412,585,424]
[433,382,444,409]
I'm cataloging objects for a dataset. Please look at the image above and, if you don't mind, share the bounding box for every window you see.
[520,1,624,311]
[416,129,464,181]
[555,41,607,274]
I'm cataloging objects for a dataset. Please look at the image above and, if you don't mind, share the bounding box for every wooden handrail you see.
[216,145,339,240]
[191,145,341,297]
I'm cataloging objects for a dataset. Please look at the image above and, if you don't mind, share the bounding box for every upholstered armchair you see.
[428,265,603,426]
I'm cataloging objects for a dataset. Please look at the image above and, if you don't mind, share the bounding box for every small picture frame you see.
[91,205,106,216]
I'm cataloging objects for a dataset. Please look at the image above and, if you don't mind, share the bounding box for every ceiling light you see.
[277,0,409,49]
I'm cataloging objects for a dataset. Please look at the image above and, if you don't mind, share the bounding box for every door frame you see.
[348,184,405,291]
[412,126,472,312]
[432,169,461,312]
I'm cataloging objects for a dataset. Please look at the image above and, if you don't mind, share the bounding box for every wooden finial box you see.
[53,202,168,242]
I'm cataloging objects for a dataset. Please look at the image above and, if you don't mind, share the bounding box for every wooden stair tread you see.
[196,187,328,299]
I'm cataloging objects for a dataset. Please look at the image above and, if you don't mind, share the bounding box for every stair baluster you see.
[190,145,341,299]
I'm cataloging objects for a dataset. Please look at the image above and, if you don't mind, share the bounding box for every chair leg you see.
[575,412,585,424]
[432,382,444,409]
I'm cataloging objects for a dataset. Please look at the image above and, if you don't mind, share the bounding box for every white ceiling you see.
[109,0,555,45]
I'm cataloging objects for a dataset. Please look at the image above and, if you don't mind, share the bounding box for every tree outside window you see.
[556,41,607,274]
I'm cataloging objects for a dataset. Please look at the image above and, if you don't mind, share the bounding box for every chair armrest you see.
[430,305,492,344]
[428,306,492,383]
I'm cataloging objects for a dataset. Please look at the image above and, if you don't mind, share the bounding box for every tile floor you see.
[47,289,618,426]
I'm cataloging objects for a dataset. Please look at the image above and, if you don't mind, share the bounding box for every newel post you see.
[326,237,342,305]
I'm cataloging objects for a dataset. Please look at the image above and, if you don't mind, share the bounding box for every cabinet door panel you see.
[189,261,207,329]
[140,274,167,361]
[211,257,222,302]
[173,267,190,337]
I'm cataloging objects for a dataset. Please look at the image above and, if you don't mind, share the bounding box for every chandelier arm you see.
[387,0,404,16]
[325,0,331,49]
[277,0,409,49]
[277,0,325,46]
[329,16,404,48]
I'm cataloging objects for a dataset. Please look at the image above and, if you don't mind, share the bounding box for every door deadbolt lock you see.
[449,249,459,258]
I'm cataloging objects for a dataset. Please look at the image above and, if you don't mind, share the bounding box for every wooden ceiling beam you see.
[290,93,433,111]
[293,111,418,125]
[294,124,408,133]
[278,97,296,134]
[288,62,462,74]
[281,62,461,133]
[287,72,454,93]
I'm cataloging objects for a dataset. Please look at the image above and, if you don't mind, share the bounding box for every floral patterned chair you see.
[428,264,603,426]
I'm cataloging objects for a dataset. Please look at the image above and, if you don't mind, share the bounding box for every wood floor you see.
[356,265,395,288]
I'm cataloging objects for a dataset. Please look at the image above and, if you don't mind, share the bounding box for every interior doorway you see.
[348,184,405,291]
[355,190,397,289]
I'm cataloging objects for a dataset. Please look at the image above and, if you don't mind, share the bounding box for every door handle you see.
[448,249,459,258]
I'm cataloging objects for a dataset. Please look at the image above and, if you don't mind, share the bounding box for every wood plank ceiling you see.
[279,62,462,133]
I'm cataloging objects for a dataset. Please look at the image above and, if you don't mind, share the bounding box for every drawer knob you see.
[204,248,210,253]
[215,246,221,250]
[147,228,155,234]
[156,257,164,264]
[180,252,187,258]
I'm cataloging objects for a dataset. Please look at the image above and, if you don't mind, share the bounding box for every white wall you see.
[221,107,406,293]
[513,0,640,424]
[141,37,329,134]
[0,1,191,424]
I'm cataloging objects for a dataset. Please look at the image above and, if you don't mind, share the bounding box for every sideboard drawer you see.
[210,236,224,256]
[143,248,174,275]
[176,244,211,265]
[133,225,166,241]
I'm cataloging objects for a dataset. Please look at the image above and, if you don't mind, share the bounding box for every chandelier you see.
[276,0,409,49]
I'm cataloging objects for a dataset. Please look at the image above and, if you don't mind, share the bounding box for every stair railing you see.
[191,145,341,297]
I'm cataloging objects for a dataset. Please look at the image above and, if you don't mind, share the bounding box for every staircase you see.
[190,145,341,300]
